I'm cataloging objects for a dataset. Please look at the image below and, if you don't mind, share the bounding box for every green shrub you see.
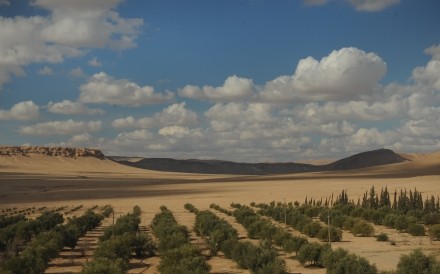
[429,224,440,240]
[393,216,409,232]
[303,222,322,237]
[317,226,342,242]
[282,236,308,254]
[396,249,440,274]
[329,253,378,274]
[376,233,389,242]
[81,257,126,274]
[351,220,375,237]
[159,244,210,274]
[297,242,327,266]
[407,223,425,236]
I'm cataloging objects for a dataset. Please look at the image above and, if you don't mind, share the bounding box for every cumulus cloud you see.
[112,102,197,128]
[88,57,102,67]
[79,72,174,106]
[69,67,85,78]
[38,66,54,76]
[425,44,440,61]
[0,101,39,120]
[260,47,386,103]
[345,0,400,12]
[291,96,404,123]
[19,119,101,135]
[47,100,104,115]
[179,75,254,102]
[0,0,143,89]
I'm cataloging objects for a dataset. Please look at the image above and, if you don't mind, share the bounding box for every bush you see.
[393,216,409,232]
[297,242,327,266]
[321,247,348,269]
[423,213,440,225]
[429,224,440,241]
[303,222,322,237]
[129,232,156,258]
[376,233,389,242]
[81,257,126,274]
[396,249,440,274]
[350,220,375,237]
[159,244,210,274]
[317,226,343,242]
[329,253,378,274]
[407,223,425,236]
[282,236,308,254]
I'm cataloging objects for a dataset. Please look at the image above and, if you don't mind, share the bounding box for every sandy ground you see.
[1,152,440,273]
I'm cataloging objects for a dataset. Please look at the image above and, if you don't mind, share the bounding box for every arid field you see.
[1,151,440,273]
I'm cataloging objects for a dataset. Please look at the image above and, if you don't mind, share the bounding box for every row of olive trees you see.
[253,202,343,241]
[0,214,26,229]
[0,210,64,252]
[152,206,210,274]
[230,203,379,273]
[81,205,155,273]
[190,203,287,274]
[1,209,108,274]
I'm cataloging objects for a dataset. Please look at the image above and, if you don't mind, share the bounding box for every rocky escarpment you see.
[0,146,105,159]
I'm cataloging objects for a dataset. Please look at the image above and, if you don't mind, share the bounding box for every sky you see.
[0,0,439,162]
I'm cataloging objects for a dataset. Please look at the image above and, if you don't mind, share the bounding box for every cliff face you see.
[0,146,105,159]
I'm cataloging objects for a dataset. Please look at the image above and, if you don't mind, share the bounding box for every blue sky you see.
[0,0,439,162]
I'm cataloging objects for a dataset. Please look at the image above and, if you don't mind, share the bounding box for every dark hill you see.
[323,149,407,171]
[115,158,319,175]
[110,148,408,175]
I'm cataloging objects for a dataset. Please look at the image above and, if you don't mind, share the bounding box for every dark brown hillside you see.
[323,148,407,171]
[110,148,408,175]
[115,158,319,175]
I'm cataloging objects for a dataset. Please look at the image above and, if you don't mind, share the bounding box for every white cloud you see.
[0,0,10,6]
[179,75,254,102]
[260,47,386,103]
[88,57,102,67]
[411,60,440,90]
[19,119,101,136]
[34,0,143,49]
[158,126,190,138]
[0,0,143,89]
[47,100,104,115]
[345,0,400,11]
[116,129,153,142]
[69,67,85,78]
[112,102,197,128]
[38,66,53,76]
[0,101,39,120]
[291,96,404,123]
[425,44,440,61]
[79,72,174,106]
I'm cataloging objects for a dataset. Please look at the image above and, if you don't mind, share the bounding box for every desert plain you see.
[1,150,440,273]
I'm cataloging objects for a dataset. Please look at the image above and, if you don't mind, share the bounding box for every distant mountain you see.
[112,158,319,175]
[323,148,407,171]
[109,148,408,175]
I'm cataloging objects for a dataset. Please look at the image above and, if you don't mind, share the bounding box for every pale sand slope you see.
[1,152,440,271]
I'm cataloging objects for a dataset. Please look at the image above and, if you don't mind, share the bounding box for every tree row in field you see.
[186,203,287,274]
[152,206,210,274]
[1,206,111,274]
[81,205,155,273]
